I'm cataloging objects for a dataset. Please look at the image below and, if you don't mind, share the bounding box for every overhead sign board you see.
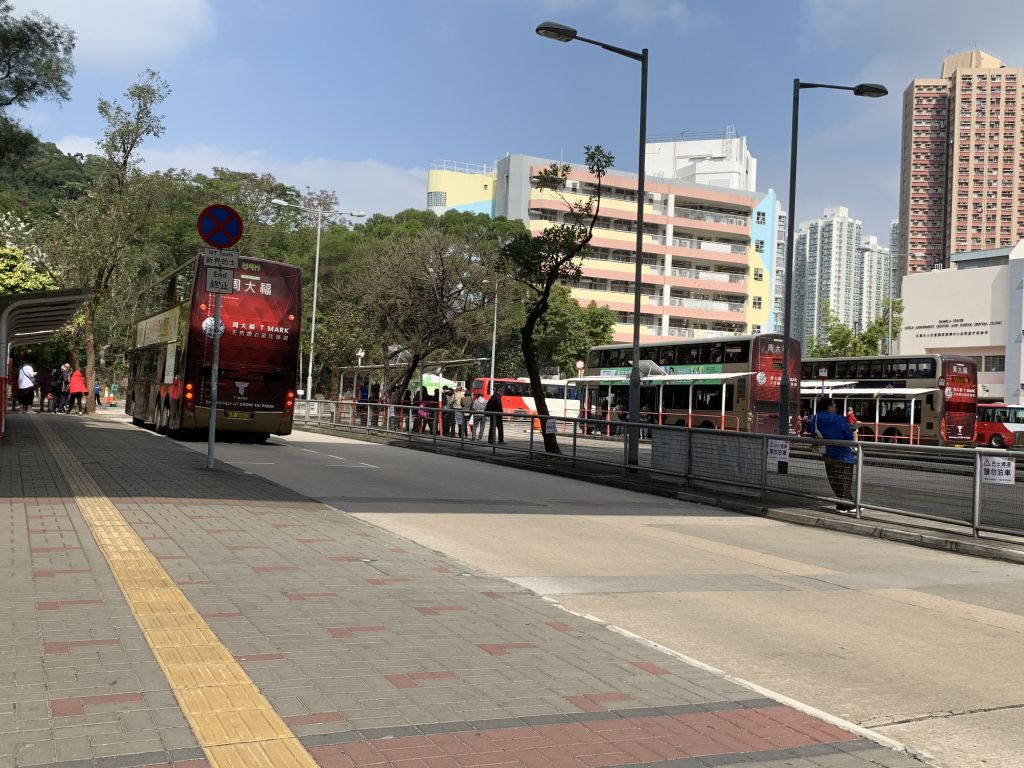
[202,248,239,269]
[205,266,235,294]
[197,204,244,249]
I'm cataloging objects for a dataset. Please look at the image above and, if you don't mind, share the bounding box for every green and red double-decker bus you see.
[127,256,302,441]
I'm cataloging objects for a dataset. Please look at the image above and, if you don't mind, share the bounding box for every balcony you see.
[650,234,748,255]
[669,268,745,284]
[649,296,746,314]
[671,206,749,228]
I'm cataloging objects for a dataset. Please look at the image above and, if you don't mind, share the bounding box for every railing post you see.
[685,427,693,484]
[759,434,768,503]
[529,419,535,457]
[572,416,578,467]
[972,450,982,537]
[854,443,863,519]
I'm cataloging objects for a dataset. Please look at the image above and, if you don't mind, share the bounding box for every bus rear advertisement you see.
[128,256,302,441]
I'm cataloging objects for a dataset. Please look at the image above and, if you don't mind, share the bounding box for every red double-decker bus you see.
[127,256,302,441]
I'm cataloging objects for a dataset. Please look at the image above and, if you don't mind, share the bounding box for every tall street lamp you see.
[536,20,648,467]
[483,280,499,392]
[779,79,887,437]
[271,198,365,402]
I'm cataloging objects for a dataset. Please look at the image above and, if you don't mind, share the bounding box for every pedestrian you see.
[57,363,71,413]
[458,387,473,439]
[48,368,61,412]
[16,360,36,413]
[811,396,856,511]
[68,366,88,415]
[93,380,102,408]
[38,368,52,412]
[846,407,857,425]
[441,386,455,437]
[471,391,487,440]
[485,387,504,444]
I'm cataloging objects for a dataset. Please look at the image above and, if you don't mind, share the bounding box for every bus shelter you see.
[802,386,938,444]
[1,288,92,439]
[568,371,755,432]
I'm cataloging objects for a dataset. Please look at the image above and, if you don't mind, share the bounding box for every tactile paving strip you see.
[37,418,320,768]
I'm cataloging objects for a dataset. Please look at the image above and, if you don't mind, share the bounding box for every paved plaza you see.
[0,411,927,768]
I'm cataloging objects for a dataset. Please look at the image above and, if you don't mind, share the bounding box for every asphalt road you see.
[158,417,1024,768]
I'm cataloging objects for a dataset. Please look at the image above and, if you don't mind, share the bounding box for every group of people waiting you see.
[353,384,506,443]
[12,361,95,415]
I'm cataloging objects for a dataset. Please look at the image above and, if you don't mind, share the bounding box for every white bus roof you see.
[800,380,858,389]
[567,372,755,384]
[818,387,938,397]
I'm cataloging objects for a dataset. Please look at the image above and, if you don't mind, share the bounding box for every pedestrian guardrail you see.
[294,401,1024,540]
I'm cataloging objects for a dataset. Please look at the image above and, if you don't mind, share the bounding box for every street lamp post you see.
[779,79,887,439]
[536,21,647,467]
[489,284,499,388]
[271,199,365,403]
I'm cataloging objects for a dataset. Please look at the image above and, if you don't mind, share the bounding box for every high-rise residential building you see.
[898,50,1024,274]
[859,235,894,334]
[426,140,784,344]
[793,207,864,346]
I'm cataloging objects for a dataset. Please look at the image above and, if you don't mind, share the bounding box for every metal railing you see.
[293,403,1024,541]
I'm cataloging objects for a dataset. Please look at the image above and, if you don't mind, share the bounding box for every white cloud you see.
[54,134,99,156]
[55,137,426,216]
[15,0,215,71]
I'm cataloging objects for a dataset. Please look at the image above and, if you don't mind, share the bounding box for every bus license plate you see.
[225,410,254,420]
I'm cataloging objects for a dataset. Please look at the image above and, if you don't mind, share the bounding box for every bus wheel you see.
[990,434,1005,449]
[882,428,899,444]
[699,421,715,430]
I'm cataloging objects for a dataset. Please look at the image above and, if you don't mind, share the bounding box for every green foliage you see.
[0,245,57,293]
[0,1,75,166]
[535,286,615,375]
[807,299,904,357]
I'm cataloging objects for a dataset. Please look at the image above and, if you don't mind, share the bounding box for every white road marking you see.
[300,448,317,453]
[325,464,378,469]
[230,462,276,465]
[328,454,347,460]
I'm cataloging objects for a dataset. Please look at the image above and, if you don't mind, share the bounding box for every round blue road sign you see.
[197,204,243,248]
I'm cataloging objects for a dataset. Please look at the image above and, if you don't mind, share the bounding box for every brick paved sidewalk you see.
[0,412,929,768]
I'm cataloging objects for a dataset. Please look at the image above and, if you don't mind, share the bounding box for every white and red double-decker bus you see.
[127,256,302,441]
[470,377,582,420]
[582,334,801,433]
[801,354,978,446]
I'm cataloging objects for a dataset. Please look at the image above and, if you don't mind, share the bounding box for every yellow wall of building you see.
[745,245,771,332]
[427,169,495,214]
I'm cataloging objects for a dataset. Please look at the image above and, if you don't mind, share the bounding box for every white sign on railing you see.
[982,456,1016,485]
[767,439,790,465]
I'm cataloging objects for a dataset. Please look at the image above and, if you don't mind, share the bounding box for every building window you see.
[752,296,762,309]
[426,191,447,208]
[755,211,766,225]
[753,268,764,281]
[754,239,765,253]
[751,324,762,334]
[985,355,1005,372]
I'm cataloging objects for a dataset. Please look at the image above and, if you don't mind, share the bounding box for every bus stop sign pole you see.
[197,203,242,470]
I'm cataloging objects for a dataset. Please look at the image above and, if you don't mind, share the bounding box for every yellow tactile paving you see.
[36,419,321,768]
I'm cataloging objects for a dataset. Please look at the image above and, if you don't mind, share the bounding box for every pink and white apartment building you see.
[427,152,784,344]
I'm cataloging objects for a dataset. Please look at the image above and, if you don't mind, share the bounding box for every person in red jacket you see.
[68,366,88,415]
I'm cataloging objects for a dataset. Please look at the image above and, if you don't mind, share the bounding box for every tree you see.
[534,286,615,375]
[343,228,497,398]
[35,70,170,412]
[500,145,614,453]
[0,1,75,166]
[0,245,56,293]
[807,299,904,357]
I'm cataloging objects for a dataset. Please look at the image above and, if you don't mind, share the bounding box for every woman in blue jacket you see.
[811,397,856,510]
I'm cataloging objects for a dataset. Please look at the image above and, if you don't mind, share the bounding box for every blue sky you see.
[13,0,1024,241]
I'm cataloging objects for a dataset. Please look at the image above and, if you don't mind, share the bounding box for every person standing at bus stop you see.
[811,396,856,511]
[68,366,88,415]
[485,387,504,444]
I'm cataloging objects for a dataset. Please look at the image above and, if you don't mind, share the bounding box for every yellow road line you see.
[37,419,320,768]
